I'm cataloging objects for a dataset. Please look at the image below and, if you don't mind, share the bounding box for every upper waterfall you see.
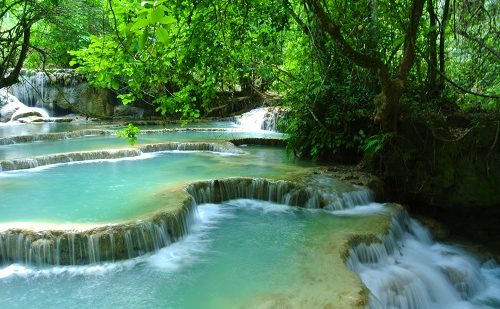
[0,88,50,123]
[235,107,288,132]
[3,69,116,118]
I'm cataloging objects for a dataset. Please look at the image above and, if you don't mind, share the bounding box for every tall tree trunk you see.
[439,0,451,91]
[305,0,425,129]
[427,0,439,97]
[0,23,31,88]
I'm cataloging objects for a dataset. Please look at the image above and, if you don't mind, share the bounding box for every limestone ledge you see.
[0,141,243,171]
[0,175,404,308]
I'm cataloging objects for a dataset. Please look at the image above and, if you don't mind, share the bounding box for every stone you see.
[7,70,117,118]
[17,116,47,123]
[113,105,144,119]
[11,107,45,121]
[0,89,25,122]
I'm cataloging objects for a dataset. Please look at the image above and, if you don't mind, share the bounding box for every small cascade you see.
[0,89,50,123]
[140,128,228,134]
[0,177,375,266]
[8,71,48,108]
[140,142,243,154]
[345,209,499,309]
[186,177,373,210]
[0,129,113,145]
[7,69,84,116]
[235,107,288,132]
[0,142,243,171]
[0,149,144,171]
[235,108,268,131]
[0,200,195,266]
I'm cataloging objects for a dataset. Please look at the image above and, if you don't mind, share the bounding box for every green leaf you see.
[149,6,166,23]
[111,80,120,90]
[159,15,176,25]
[138,31,148,50]
[130,18,150,32]
[156,27,170,44]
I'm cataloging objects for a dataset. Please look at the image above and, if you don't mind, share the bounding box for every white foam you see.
[331,203,386,216]
[1,152,156,174]
[225,198,295,214]
[147,203,232,271]
[352,218,500,309]
[0,204,231,279]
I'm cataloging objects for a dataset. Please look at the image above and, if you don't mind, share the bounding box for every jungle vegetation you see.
[1,0,498,162]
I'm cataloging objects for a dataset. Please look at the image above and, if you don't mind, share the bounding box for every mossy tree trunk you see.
[304,0,425,130]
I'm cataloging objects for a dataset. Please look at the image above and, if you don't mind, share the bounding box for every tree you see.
[70,0,288,119]
[0,0,59,88]
[304,0,425,129]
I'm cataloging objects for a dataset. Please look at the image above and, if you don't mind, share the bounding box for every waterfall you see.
[0,199,195,266]
[8,71,48,108]
[0,128,236,145]
[0,177,373,266]
[140,142,243,154]
[235,107,288,132]
[0,89,50,123]
[7,69,83,116]
[345,209,499,309]
[186,177,372,210]
[0,149,144,171]
[0,142,243,171]
[0,129,113,145]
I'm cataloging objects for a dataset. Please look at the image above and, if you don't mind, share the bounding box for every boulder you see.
[11,107,45,121]
[17,116,47,123]
[0,89,25,122]
[113,105,144,119]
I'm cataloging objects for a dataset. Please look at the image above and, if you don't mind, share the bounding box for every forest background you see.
[1,0,499,249]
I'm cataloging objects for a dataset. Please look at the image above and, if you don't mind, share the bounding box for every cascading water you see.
[0,177,371,266]
[8,71,47,108]
[235,107,287,132]
[346,210,500,309]
[235,108,269,131]
[1,119,499,308]
[0,88,50,123]
[4,69,103,118]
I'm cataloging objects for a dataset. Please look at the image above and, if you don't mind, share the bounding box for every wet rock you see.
[7,70,117,118]
[11,107,45,121]
[0,89,25,122]
[113,105,144,119]
[17,116,47,123]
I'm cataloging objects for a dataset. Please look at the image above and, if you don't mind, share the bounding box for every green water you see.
[0,199,383,308]
[0,147,314,224]
[0,120,235,138]
[0,122,106,138]
[0,130,283,160]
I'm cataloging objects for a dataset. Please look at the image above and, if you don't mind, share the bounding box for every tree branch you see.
[398,0,425,79]
[458,30,500,59]
[304,0,388,78]
[0,22,31,88]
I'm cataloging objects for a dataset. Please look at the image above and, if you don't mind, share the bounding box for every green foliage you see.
[69,0,288,120]
[116,123,140,145]
[277,6,375,161]
[3,0,495,163]
[362,132,394,160]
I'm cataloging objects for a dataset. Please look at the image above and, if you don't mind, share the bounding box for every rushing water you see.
[0,199,384,308]
[0,146,310,224]
[1,109,500,308]
[347,214,500,309]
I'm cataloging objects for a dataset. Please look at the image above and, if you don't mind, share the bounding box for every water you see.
[347,212,500,309]
[0,127,283,160]
[0,147,310,224]
[0,122,108,138]
[1,108,500,308]
[0,199,384,308]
